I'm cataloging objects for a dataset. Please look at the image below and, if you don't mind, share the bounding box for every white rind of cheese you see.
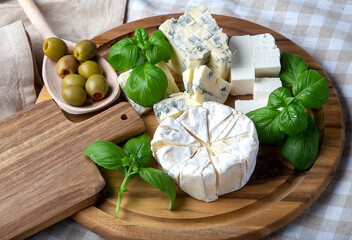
[253,77,282,101]
[153,92,201,122]
[151,102,259,202]
[177,106,209,144]
[151,116,201,151]
[202,101,234,142]
[234,100,267,114]
[154,145,198,180]
[178,147,217,202]
[183,65,231,104]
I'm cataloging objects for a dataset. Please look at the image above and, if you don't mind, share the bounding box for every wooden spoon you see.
[17,0,120,114]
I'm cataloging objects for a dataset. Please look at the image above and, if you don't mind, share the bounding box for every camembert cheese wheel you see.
[151,101,259,202]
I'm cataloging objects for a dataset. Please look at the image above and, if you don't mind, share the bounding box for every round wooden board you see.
[37,14,345,240]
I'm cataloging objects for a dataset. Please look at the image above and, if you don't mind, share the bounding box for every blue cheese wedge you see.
[153,92,201,122]
[159,5,230,80]
[183,65,231,104]
[151,102,259,202]
[186,5,208,20]
[208,29,228,48]
[207,47,232,80]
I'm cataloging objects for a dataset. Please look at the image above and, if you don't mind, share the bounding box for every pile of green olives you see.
[43,37,109,107]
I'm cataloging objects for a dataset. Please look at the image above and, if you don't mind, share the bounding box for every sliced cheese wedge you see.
[151,102,259,202]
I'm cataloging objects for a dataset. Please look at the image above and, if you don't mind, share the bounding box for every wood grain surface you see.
[37,14,345,240]
[0,100,145,239]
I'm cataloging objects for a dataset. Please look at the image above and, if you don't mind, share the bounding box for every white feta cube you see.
[253,56,281,77]
[230,66,255,95]
[253,77,282,101]
[234,100,267,114]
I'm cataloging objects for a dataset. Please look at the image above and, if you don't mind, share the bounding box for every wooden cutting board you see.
[36,14,345,240]
[0,100,145,239]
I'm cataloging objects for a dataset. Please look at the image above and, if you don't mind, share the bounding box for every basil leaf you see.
[138,168,176,209]
[292,70,329,109]
[267,87,292,110]
[247,107,286,144]
[134,27,149,43]
[278,101,308,136]
[108,38,141,71]
[123,133,152,167]
[281,116,319,170]
[134,27,150,49]
[145,30,172,64]
[125,62,168,107]
[280,52,308,87]
[83,140,126,169]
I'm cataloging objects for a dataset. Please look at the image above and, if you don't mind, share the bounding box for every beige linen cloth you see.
[0,21,37,119]
[0,0,126,119]
[0,0,351,239]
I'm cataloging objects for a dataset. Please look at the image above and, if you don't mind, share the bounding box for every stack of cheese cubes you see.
[153,65,231,122]
[230,34,282,114]
[159,5,231,80]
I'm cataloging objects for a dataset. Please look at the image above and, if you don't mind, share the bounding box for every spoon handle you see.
[17,0,57,40]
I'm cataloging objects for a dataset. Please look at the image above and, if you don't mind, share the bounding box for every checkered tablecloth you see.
[26,0,351,239]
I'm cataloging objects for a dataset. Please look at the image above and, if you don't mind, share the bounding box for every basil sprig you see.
[247,52,329,170]
[83,133,176,218]
[108,27,172,107]
[125,63,168,107]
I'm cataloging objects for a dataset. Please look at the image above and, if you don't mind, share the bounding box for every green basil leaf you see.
[138,41,151,50]
[138,168,176,209]
[278,101,308,136]
[145,30,172,64]
[280,52,308,87]
[108,38,141,71]
[267,87,292,110]
[246,107,286,144]
[281,116,319,170]
[125,62,168,107]
[284,97,295,106]
[83,140,126,169]
[123,133,152,167]
[134,27,150,49]
[292,70,329,109]
[134,27,149,43]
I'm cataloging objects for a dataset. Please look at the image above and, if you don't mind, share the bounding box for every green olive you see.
[43,37,68,60]
[78,60,103,79]
[85,74,108,100]
[56,55,79,79]
[62,74,86,88]
[61,85,86,106]
[74,40,97,62]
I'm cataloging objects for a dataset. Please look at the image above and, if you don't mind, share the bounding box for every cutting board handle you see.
[71,101,146,145]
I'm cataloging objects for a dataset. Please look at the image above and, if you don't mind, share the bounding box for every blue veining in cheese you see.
[159,5,231,80]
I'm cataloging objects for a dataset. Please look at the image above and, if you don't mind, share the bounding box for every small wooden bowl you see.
[42,41,120,115]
